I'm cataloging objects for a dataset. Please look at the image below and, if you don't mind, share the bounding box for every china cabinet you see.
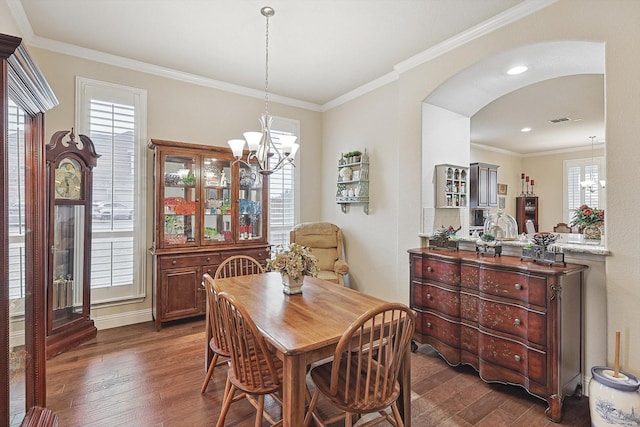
[516,196,539,234]
[45,130,99,358]
[2,34,58,426]
[149,139,269,330]
[469,162,498,208]
[408,248,587,422]
[336,149,369,214]
[435,164,468,208]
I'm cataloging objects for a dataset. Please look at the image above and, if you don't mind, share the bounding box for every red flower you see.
[582,208,593,216]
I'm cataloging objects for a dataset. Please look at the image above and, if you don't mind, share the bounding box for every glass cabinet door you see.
[202,156,232,243]
[162,154,197,245]
[51,205,85,331]
[238,164,264,241]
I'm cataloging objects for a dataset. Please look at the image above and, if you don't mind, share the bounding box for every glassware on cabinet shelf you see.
[162,154,197,245]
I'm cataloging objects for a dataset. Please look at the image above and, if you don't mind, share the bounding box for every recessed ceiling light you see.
[521,127,532,132]
[507,65,528,75]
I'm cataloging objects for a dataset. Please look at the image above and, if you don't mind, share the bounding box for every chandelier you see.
[579,136,606,193]
[228,6,299,176]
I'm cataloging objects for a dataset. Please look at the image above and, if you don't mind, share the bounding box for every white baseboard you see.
[10,309,153,348]
[93,308,153,330]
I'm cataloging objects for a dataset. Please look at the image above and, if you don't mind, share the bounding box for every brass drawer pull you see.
[514,283,522,290]
[427,266,433,272]
[426,322,432,328]
[514,318,521,326]
[206,257,211,262]
[426,293,433,300]
[172,260,177,265]
[514,355,521,362]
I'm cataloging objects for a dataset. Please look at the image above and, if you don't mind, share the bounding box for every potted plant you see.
[570,204,604,242]
[429,225,461,251]
[476,232,502,256]
[351,150,362,163]
[266,243,319,294]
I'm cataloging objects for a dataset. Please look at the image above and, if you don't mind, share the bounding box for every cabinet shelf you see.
[336,150,369,214]
[435,164,468,208]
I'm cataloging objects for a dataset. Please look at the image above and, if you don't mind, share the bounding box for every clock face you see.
[55,160,82,200]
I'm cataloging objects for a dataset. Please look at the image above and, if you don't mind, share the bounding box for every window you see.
[268,117,300,245]
[76,77,147,302]
[564,157,605,223]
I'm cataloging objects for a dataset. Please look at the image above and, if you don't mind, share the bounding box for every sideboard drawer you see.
[478,299,546,346]
[479,269,547,306]
[418,283,460,317]
[478,331,546,385]
[415,258,460,285]
[422,312,460,349]
[160,253,222,269]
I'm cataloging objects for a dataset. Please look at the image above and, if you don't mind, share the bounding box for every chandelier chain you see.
[264,11,270,115]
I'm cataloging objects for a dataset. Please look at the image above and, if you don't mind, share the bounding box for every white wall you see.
[324,0,640,376]
[422,104,470,236]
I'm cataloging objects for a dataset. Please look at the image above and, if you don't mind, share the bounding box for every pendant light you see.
[228,6,299,176]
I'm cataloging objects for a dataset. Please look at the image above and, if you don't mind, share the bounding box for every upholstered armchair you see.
[290,222,349,286]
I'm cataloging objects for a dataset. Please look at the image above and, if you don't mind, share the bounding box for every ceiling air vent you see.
[549,117,572,123]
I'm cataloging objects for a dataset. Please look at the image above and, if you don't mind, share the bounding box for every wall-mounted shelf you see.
[435,164,468,208]
[336,149,369,214]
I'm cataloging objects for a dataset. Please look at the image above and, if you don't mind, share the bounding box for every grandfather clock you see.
[46,129,100,358]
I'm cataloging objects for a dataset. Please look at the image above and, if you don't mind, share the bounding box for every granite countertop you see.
[419,233,610,256]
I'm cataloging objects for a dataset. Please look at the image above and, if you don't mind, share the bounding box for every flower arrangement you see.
[570,204,604,228]
[266,243,318,281]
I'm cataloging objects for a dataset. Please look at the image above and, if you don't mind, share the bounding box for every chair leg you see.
[304,389,321,427]
[390,402,404,427]
[216,378,236,427]
[200,353,219,393]
[255,394,265,427]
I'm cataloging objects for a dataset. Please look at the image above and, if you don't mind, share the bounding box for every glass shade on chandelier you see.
[227,6,299,176]
[579,136,606,193]
[228,114,299,176]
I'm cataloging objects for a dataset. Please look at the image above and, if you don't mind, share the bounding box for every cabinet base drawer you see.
[478,331,546,385]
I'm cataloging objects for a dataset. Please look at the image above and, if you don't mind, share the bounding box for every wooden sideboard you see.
[408,248,587,422]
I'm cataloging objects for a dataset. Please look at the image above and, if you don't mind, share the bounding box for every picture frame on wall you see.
[498,183,508,195]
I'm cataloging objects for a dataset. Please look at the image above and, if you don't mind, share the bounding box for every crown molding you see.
[9,0,556,114]
[322,0,558,111]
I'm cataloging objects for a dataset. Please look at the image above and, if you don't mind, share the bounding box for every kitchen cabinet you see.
[149,139,269,330]
[435,164,468,208]
[516,196,539,234]
[408,248,587,422]
[469,162,498,208]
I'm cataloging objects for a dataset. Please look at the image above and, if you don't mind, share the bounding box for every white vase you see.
[282,274,304,295]
[589,366,640,426]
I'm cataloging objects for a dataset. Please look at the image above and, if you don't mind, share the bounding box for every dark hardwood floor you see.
[45,319,590,426]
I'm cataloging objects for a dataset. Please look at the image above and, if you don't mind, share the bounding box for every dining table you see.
[210,271,412,427]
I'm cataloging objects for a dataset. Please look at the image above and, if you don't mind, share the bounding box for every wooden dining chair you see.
[553,222,572,233]
[216,291,284,427]
[200,273,231,394]
[304,302,416,427]
[201,256,264,393]
[215,255,264,279]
